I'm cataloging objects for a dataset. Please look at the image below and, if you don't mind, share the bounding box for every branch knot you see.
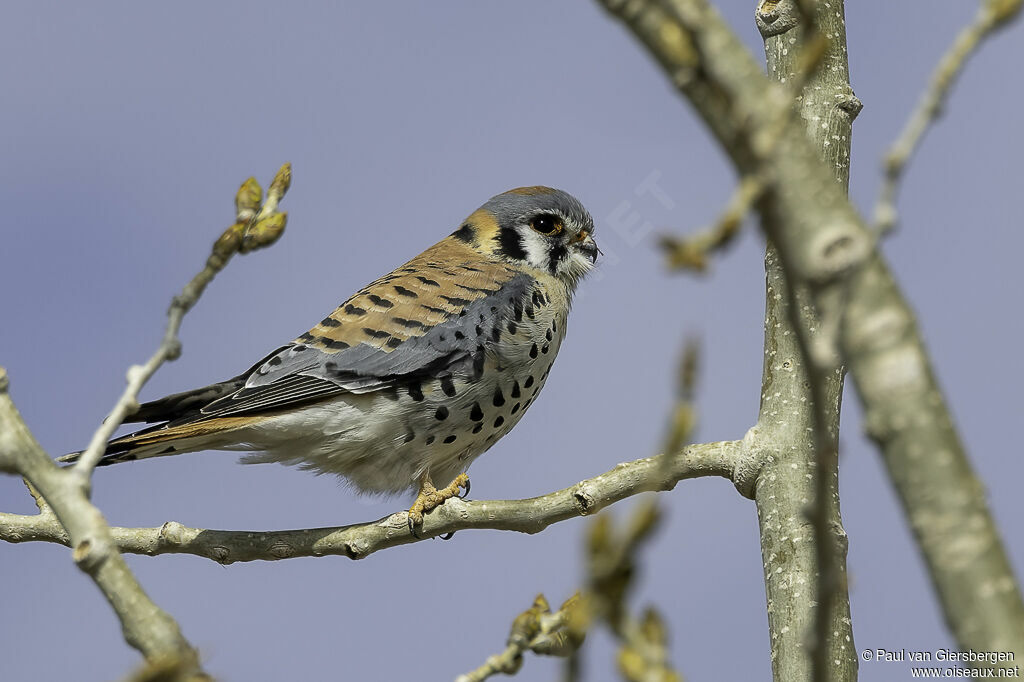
[72,537,110,572]
[732,426,770,499]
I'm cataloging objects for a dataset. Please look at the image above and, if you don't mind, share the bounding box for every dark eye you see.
[530,214,563,236]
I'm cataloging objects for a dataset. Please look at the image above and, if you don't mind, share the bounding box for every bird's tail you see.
[58,415,266,467]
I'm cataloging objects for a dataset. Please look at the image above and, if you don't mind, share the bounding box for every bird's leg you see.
[407,471,470,534]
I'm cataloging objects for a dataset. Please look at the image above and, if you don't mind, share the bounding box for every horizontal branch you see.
[0,441,741,564]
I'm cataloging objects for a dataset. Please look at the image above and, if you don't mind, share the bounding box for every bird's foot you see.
[407,473,470,536]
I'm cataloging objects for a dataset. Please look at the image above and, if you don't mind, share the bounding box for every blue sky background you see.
[1,3,1022,680]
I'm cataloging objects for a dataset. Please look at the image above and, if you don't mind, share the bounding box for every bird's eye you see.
[530,214,563,236]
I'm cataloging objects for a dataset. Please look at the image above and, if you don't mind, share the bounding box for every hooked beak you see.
[572,230,599,264]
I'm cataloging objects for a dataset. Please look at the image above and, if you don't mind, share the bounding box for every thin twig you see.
[660,177,762,272]
[456,499,684,682]
[589,500,683,680]
[73,164,292,478]
[874,0,1023,234]
[658,5,827,275]
[658,338,700,456]
[455,594,583,682]
[1,440,742,564]
[0,165,294,676]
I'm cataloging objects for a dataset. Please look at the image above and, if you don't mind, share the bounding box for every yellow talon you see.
[407,472,470,533]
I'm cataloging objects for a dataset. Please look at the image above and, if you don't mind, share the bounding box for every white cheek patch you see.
[520,229,553,271]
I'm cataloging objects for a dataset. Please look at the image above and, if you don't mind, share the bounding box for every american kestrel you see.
[64,187,598,529]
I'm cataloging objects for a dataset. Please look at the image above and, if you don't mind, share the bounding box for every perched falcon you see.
[63,187,598,527]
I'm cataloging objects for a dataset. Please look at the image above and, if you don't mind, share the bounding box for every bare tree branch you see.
[874,0,1023,234]
[1,440,740,563]
[0,369,201,672]
[599,0,1024,674]
[757,2,859,680]
[0,165,294,677]
[599,0,858,679]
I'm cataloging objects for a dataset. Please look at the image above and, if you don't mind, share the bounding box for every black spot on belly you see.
[524,376,535,388]
[440,376,456,397]
[443,435,457,444]
[473,347,486,377]
[552,319,557,332]
[492,387,505,407]
[545,329,553,341]
[472,423,484,434]
[542,344,550,354]
[490,327,501,343]
[511,402,521,414]
[511,381,521,398]
[435,406,449,420]
[404,432,416,443]
[513,302,523,322]
[507,320,517,335]
[493,415,505,428]
[529,344,538,359]
[408,382,424,402]
[525,305,535,319]
[470,403,483,421]
[426,435,436,445]
[269,356,282,366]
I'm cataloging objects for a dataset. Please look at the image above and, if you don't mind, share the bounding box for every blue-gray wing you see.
[125,241,536,424]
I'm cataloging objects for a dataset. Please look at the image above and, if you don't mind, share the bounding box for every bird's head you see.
[456,186,599,288]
